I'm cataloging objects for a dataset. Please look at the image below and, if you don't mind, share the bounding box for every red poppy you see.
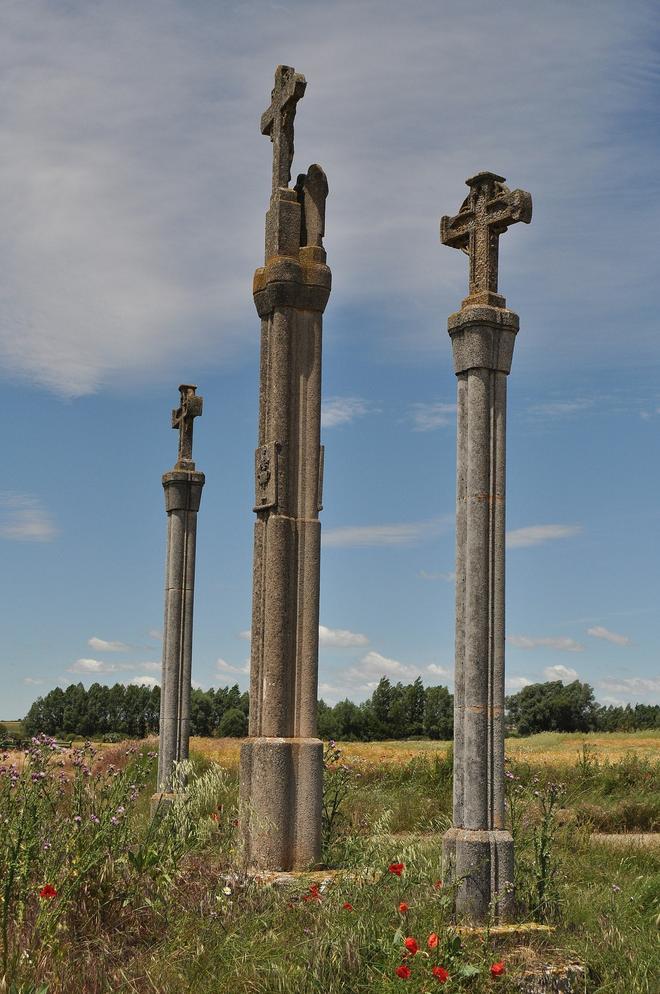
[395,965,412,979]
[342,902,354,910]
[389,862,405,876]
[399,901,409,913]
[403,937,419,955]
[433,880,443,890]
[39,884,57,900]
[432,966,449,983]
[490,961,505,977]
[209,812,220,823]
[427,932,439,949]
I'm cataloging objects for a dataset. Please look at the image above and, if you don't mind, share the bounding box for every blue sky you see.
[2,0,660,718]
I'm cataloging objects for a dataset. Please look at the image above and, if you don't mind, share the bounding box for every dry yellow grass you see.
[190,730,659,771]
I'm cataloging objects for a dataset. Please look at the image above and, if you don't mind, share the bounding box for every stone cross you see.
[240,67,331,872]
[152,386,205,814]
[172,384,203,469]
[441,173,532,923]
[261,64,307,194]
[441,171,531,308]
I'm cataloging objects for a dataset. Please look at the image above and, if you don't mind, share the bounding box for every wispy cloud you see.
[321,397,372,428]
[506,524,582,548]
[419,570,456,582]
[410,402,456,432]
[426,663,452,679]
[597,676,660,700]
[68,658,118,674]
[348,650,418,684]
[543,665,579,683]
[507,635,584,653]
[23,676,44,685]
[319,625,369,648]
[323,517,449,548]
[506,675,532,691]
[215,657,249,676]
[587,626,631,647]
[148,629,163,642]
[528,399,593,417]
[88,636,129,653]
[0,493,58,542]
[129,676,159,688]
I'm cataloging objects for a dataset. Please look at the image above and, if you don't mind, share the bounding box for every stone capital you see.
[448,305,519,375]
[253,257,331,317]
[162,470,205,513]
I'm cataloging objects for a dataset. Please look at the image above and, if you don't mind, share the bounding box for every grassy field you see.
[2,731,658,993]
[191,728,660,770]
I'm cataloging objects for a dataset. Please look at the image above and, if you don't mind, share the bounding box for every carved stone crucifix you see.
[171,384,203,469]
[441,171,532,308]
[261,65,307,194]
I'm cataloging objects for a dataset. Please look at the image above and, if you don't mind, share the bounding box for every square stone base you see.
[443,826,514,922]
[239,736,323,871]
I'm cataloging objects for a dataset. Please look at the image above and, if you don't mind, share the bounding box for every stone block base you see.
[150,791,176,820]
[442,827,514,922]
[239,736,323,871]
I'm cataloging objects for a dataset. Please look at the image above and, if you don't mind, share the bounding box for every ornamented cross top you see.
[261,65,307,195]
[172,384,203,469]
[441,172,532,308]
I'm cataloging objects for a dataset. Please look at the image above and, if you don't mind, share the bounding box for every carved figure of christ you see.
[261,65,307,194]
[171,384,203,469]
[441,171,532,307]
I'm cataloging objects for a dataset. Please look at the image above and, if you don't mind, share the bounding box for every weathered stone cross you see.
[261,64,307,194]
[441,171,532,308]
[171,384,203,469]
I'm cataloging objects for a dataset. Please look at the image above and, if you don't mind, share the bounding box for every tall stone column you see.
[440,172,532,921]
[153,384,204,806]
[239,66,331,871]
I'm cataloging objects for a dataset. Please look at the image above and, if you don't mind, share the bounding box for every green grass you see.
[4,734,659,993]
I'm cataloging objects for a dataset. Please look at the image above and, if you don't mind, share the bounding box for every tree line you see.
[15,676,659,742]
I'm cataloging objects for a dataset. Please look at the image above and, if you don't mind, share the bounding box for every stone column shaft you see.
[156,472,204,793]
[443,306,517,922]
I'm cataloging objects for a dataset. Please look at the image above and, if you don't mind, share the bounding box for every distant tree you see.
[506,680,598,735]
[424,685,453,740]
[217,707,248,738]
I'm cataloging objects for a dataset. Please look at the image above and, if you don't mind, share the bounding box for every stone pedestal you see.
[239,74,331,868]
[442,305,518,921]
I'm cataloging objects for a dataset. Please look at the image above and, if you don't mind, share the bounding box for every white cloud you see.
[129,676,159,688]
[0,493,58,542]
[507,635,584,653]
[319,625,369,648]
[528,399,593,417]
[215,657,249,676]
[23,676,44,685]
[426,663,452,679]
[148,629,163,642]
[140,661,161,672]
[506,676,532,691]
[419,570,456,582]
[506,524,582,548]
[238,630,251,642]
[321,397,371,428]
[68,658,117,674]
[597,677,660,698]
[323,517,449,548]
[587,626,631,647]
[410,402,456,432]
[543,665,579,683]
[88,636,129,652]
[349,650,418,683]
[0,2,656,394]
